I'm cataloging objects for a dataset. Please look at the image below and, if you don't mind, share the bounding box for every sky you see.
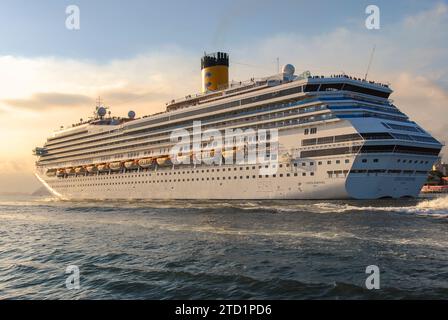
[0,0,447,193]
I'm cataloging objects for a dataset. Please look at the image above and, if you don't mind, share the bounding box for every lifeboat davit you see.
[124,160,139,170]
[65,168,75,175]
[138,158,154,168]
[109,162,123,171]
[97,164,109,172]
[191,151,202,163]
[56,169,65,177]
[86,165,98,173]
[156,156,172,166]
[75,167,86,174]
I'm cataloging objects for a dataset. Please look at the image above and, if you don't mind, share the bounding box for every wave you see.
[2,194,448,219]
[326,195,448,217]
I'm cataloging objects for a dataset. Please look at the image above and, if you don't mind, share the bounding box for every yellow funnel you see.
[201,52,229,93]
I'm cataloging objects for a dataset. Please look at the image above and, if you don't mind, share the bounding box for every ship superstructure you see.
[33,52,443,200]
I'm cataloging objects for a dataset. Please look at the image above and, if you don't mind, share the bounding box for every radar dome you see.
[97,106,107,117]
[282,64,295,75]
[128,110,136,119]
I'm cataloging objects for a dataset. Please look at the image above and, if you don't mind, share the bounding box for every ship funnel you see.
[201,52,229,93]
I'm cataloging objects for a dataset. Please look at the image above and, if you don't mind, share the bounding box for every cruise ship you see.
[33,52,443,200]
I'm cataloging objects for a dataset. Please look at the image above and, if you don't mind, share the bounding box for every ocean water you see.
[0,194,447,300]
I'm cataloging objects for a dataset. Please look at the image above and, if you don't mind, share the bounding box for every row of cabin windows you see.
[302,133,363,146]
[327,170,349,178]
[326,169,422,178]
[53,171,317,188]
[304,127,317,135]
[361,158,429,164]
[397,159,429,164]
[301,144,440,159]
[350,169,428,175]
[52,166,430,188]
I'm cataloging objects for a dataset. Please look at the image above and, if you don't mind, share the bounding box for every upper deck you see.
[165,72,391,112]
[44,70,393,149]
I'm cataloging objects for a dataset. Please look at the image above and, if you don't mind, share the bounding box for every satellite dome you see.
[97,106,107,117]
[128,110,136,119]
[282,64,295,75]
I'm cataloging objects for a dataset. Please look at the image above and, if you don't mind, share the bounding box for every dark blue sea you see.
[0,194,447,299]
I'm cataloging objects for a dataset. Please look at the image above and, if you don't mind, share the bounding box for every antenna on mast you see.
[364,45,376,81]
[94,96,107,119]
[95,96,103,108]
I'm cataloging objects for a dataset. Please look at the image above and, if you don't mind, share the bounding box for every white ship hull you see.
[36,151,435,200]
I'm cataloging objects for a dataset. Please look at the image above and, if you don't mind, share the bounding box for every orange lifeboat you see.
[109,162,123,171]
[97,164,109,172]
[56,169,65,177]
[124,160,139,170]
[46,169,57,177]
[86,165,98,173]
[156,156,172,166]
[65,168,75,175]
[75,167,86,174]
[138,158,154,168]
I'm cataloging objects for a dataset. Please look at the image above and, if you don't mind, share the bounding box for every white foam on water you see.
[413,196,448,217]
[312,196,448,217]
[214,195,448,217]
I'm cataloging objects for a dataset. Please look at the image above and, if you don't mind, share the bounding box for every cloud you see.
[0,46,199,117]
[2,89,171,111]
[4,92,93,110]
[392,72,448,143]
[403,2,448,28]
